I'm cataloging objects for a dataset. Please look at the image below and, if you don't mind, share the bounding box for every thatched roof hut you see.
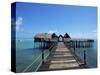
[34,33,71,42]
[34,33,53,42]
[34,33,52,39]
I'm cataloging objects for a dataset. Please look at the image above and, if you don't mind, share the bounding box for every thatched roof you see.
[34,33,52,39]
[34,33,71,39]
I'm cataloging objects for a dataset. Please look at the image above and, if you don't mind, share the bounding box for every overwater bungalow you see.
[20,33,95,72]
[34,33,94,48]
[34,33,71,42]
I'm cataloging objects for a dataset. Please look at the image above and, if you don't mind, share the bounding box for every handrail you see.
[22,44,55,72]
[64,41,90,66]
[35,48,51,71]
[35,44,55,71]
[22,52,42,72]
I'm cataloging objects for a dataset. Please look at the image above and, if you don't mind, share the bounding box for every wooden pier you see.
[38,42,87,71]
[33,33,94,72]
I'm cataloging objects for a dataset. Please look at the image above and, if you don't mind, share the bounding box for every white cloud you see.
[16,17,23,31]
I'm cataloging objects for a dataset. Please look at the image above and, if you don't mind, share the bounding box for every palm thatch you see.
[34,33,53,42]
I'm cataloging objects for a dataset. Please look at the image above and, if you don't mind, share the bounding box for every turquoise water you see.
[74,40,97,68]
[16,39,41,72]
[16,39,50,72]
[16,39,97,72]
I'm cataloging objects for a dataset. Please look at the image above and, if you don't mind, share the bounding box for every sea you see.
[16,38,97,73]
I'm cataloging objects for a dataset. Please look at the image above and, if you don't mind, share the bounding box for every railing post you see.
[41,41,45,64]
[76,40,77,48]
[49,41,51,52]
[73,41,75,54]
[74,47,75,54]
[42,49,44,64]
[84,50,86,65]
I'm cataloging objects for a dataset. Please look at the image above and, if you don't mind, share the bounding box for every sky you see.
[12,2,97,39]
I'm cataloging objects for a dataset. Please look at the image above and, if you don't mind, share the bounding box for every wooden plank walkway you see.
[38,42,85,71]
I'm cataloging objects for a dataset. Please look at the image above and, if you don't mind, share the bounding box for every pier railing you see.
[22,39,94,72]
[22,41,57,72]
[64,39,94,66]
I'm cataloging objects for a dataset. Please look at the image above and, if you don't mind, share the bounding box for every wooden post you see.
[82,41,83,48]
[49,41,51,52]
[73,41,75,54]
[44,42,46,49]
[85,41,87,48]
[79,41,80,48]
[76,40,78,48]
[74,46,75,54]
[42,49,44,64]
[84,50,86,65]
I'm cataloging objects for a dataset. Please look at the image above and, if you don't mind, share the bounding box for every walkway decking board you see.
[38,42,85,71]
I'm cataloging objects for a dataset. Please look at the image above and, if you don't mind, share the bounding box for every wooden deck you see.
[38,42,86,71]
